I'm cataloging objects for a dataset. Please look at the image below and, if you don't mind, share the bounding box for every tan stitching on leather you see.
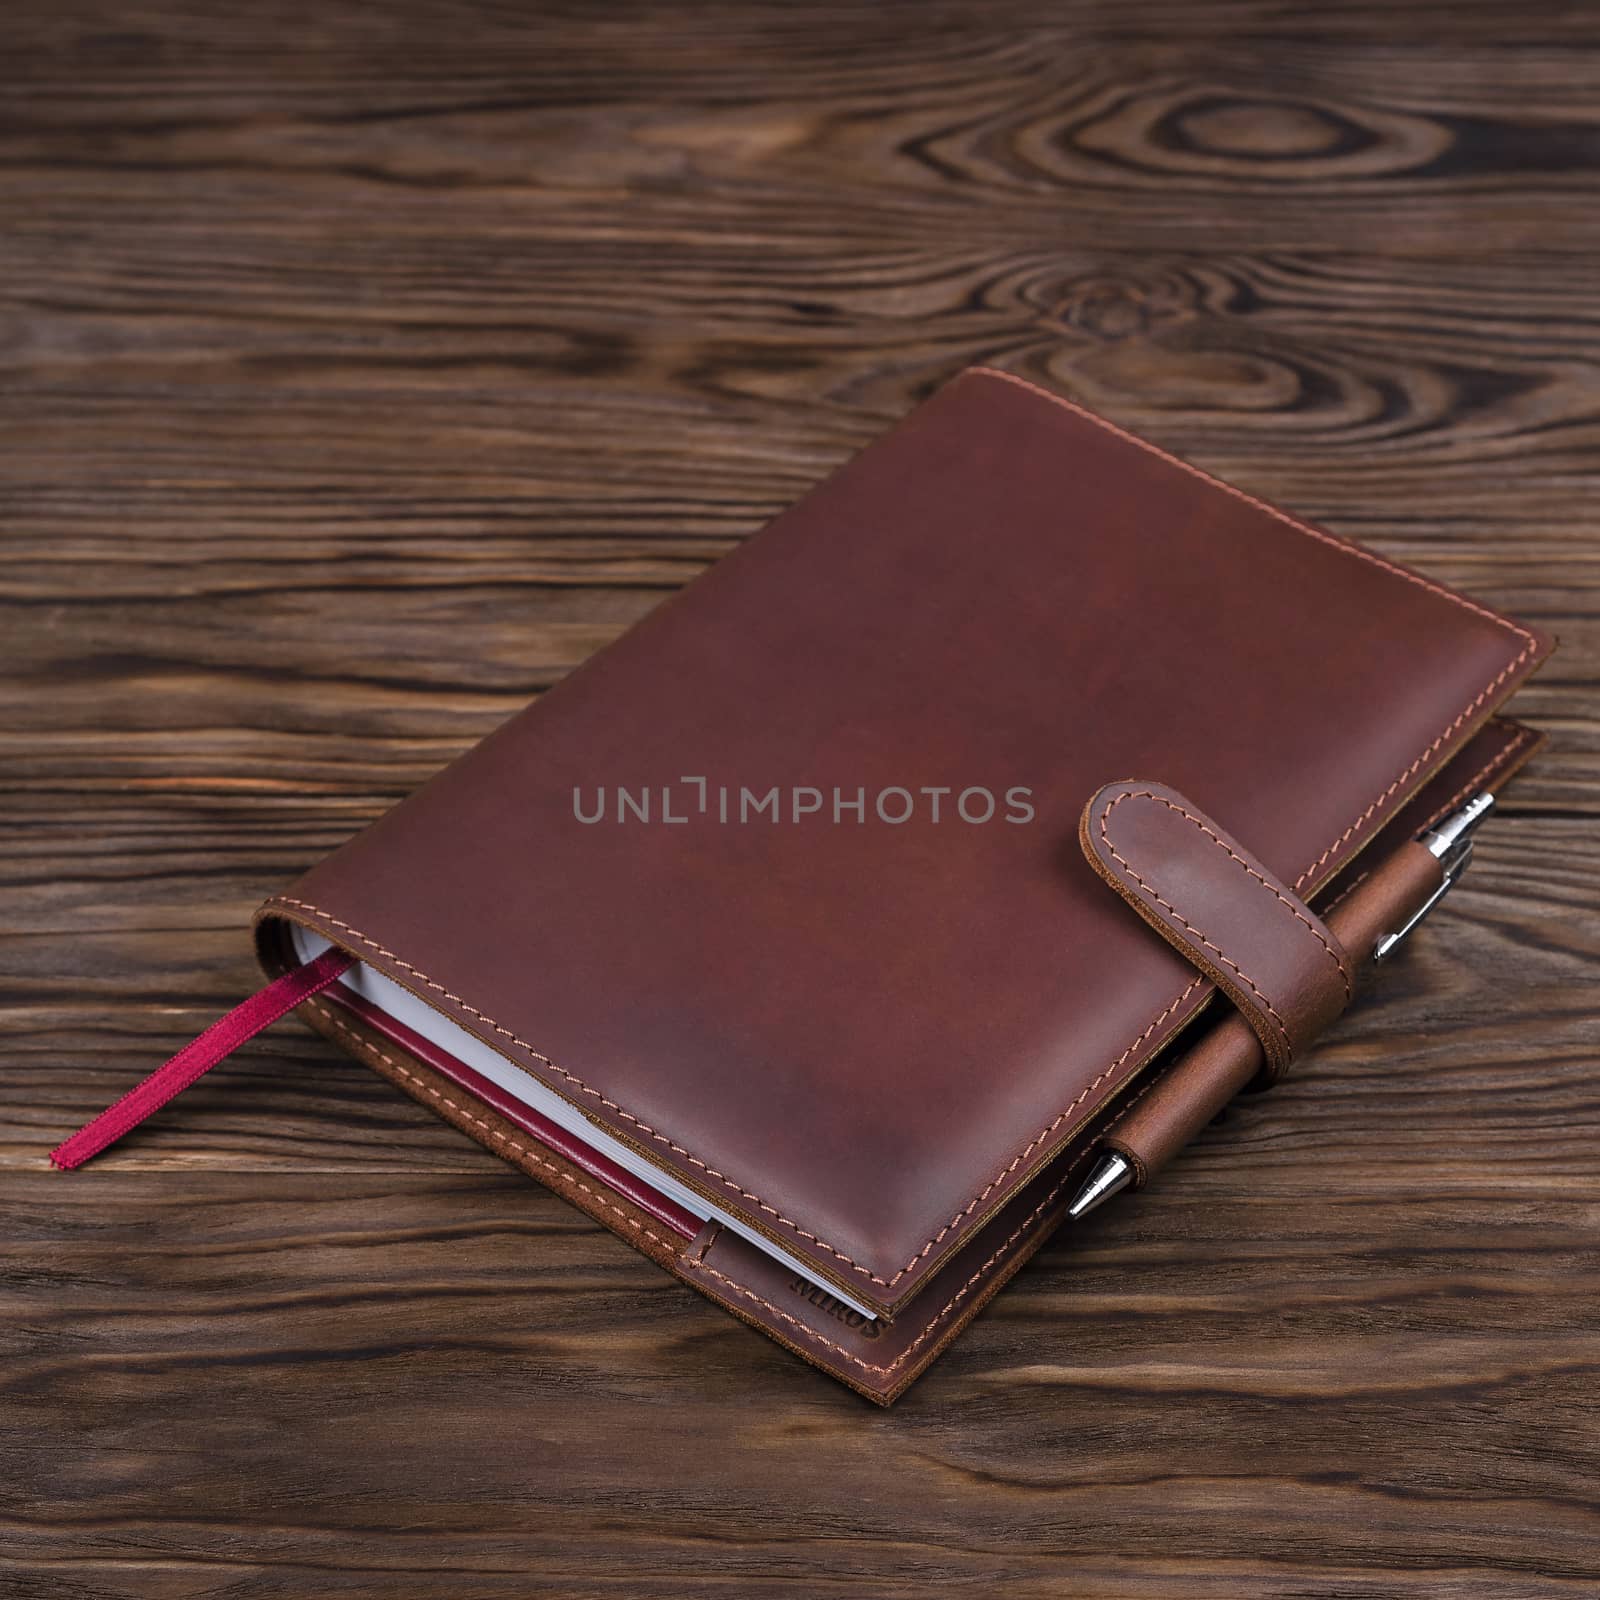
[285,895,919,1283]
[270,892,1202,1291]
[308,1002,680,1257]
[685,1164,1077,1381]
[692,1026,1173,1383]
[1421,726,1530,834]
[316,994,1107,1383]
[314,975,1184,1386]
[1096,794,1295,1064]
[975,369,1538,649]
[1102,788,1353,1005]
[975,367,1541,891]
[319,989,1053,1384]
[1318,869,1371,919]
[1289,654,1532,892]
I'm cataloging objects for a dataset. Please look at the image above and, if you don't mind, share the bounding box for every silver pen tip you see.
[1422,790,1494,860]
[1066,1152,1134,1220]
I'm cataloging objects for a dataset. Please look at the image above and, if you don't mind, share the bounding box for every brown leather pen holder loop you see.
[1079,780,1355,1084]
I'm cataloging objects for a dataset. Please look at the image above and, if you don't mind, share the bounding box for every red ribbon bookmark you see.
[50,946,355,1170]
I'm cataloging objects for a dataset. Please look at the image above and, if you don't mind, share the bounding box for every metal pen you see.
[1067,790,1497,1220]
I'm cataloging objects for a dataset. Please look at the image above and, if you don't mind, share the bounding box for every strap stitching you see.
[1096,794,1294,1065]
[1105,788,1353,1004]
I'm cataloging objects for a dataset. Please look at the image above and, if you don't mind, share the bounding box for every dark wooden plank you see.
[7,7,1600,255]
[2,1,1598,1595]
[5,1169,1598,1596]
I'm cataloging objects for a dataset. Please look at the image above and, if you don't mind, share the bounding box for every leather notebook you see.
[60,367,1554,1403]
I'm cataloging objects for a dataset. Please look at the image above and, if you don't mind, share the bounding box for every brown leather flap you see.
[1079,781,1354,1080]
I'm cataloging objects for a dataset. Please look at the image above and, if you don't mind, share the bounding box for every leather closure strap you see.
[1079,780,1354,1080]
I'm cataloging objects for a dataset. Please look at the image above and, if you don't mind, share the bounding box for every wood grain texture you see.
[2,3,1598,1595]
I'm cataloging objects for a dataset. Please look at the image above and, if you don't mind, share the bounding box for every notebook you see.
[65,366,1554,1402]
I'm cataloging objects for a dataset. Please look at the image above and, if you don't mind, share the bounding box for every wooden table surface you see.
[3,4,1597,1596]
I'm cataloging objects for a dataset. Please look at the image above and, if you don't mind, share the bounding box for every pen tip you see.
[1067,1152,1134,1220]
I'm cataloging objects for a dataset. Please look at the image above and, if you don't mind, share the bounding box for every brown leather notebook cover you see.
[252,367,1551,1402]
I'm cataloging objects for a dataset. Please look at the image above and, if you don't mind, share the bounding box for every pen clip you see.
[1372,791,1494,963]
